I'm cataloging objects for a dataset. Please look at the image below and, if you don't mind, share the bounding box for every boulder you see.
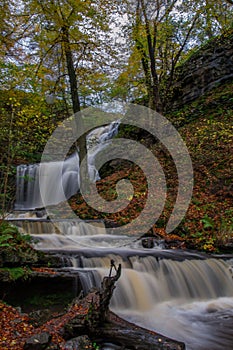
[24,332,52,350]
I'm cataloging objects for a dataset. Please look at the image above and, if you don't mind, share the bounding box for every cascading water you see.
[9,219,108,249]
[15,120,120,210]
[9,212,233,349]
[71,252,233,350]
[11,118,233,349]
[10,215,231,350]
[15,153,80,210]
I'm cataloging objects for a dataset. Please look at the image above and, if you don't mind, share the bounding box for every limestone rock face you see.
[169,30,233,109]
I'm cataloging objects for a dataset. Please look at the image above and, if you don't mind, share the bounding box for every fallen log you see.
[94,311,185,350]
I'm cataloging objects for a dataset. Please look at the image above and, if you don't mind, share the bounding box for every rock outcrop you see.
[169,30,233,109]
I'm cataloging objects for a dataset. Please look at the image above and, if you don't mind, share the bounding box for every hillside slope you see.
[170,80,233,251]
[70,80,233,253]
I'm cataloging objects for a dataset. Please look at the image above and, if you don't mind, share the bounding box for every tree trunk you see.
[61,25,88,183]
[136,0,163,113]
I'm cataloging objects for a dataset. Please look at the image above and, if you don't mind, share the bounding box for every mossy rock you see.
[0,245,38,267]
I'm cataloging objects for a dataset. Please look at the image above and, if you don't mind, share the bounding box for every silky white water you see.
[9,214,233,350]
[116,297,233,350]
[15,121,120,210]
[77,255,233,350]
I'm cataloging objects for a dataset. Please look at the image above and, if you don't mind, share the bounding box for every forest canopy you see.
[0,0,232,215]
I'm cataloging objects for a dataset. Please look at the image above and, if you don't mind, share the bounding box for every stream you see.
[10,119,233,349]
[8,217,233,350]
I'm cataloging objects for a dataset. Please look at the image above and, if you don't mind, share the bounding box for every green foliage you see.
[1,226,18,235]
[117,0,232,108]
[92,342,100,350]
[0,222,39,274]
[201,215,215,229]
[0,88,58,161]
[0,223,16,248]
[0,234,13,247]
[0,222,31,242]
[0,79,66,211]
[0,267,29,281]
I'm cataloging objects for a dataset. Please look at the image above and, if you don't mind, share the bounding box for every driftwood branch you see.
[99,260,121,321]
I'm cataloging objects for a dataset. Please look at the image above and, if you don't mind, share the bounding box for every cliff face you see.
[169,30,233,109]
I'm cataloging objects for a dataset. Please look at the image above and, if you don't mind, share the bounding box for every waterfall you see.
[15,154,80,210]
[71,254,233,350]
[10,115,233,350]
[72,254,233,303]
[8,211,233,349]
[15,121,120,210]
[9,218,108,249]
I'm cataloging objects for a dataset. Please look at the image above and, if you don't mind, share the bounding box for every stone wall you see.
[169,30,233,109]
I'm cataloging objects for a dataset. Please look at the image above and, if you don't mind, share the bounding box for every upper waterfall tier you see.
[15,121,120,210]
